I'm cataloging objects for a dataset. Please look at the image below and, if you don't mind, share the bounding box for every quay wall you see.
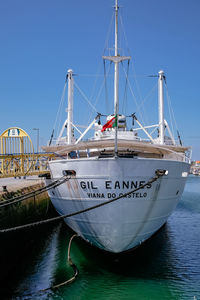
[0,177,54,230]
[0,177,58,282]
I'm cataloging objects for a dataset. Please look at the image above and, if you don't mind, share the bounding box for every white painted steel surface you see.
[47,157,190,253]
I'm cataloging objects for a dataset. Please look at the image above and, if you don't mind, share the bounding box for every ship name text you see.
[80,180,152,190]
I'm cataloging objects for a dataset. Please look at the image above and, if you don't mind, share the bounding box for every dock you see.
[0,176,44,195]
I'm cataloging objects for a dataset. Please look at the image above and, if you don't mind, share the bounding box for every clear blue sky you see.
[0,0,200,159]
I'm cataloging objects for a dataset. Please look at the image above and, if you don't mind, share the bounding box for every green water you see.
[0,176,200,299]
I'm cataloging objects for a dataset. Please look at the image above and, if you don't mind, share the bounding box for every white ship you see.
[44,0,191,253]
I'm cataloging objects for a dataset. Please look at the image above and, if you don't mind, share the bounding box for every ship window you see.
[69,151,77,158]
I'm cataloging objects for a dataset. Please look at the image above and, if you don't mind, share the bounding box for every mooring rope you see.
[0,169,166,234]
[42,234,79,291]
[20,233,79,297]
[53,234,79,288]
[0,176,70,208]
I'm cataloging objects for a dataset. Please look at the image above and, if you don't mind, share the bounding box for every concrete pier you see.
[0,175,56,232]
[0,176,44,195]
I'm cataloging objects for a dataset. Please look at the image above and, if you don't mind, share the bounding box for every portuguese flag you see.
[101,115,118,132]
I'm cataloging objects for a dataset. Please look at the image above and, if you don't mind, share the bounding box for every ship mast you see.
[67,69,74,144]
[103,0,131,156]
[114,0,119,156]
[158,70,165,145]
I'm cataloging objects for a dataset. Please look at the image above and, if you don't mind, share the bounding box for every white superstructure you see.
[44,0,191,253]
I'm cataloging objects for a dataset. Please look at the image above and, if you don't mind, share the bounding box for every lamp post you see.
[33,128,39,153]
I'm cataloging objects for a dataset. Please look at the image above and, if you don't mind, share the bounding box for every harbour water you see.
[0,175,200,300]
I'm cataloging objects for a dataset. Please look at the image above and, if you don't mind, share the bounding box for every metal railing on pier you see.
[0,127,56,178]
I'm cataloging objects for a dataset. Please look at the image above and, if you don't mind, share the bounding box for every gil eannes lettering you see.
[80,180,151,190]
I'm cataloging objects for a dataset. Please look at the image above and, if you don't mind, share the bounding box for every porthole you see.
[62,170,76,176]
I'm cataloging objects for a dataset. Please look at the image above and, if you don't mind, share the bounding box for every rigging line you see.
[0,170,166,234]
[87,61,113,125]
[140,82,157,109]
[150,126,159,136]
[104,60,109,114]
[164,81,178,140]
[121,65,145,124]
[122,60,130,115]
[165,86,175,140]
[129,63,149,126]
[49,129,54,146]
[77,74,105,77]
[55,82,67,130]
[54,82,67,140]
[103,11,115,56]
[119,13,131,57]
[163,78,174,132]
[87,17,115,124]
[85,5,114,121]
[134,81,158,121]
[95,61,112,111]
[74,82,97,113]
[86,69,101,124]
[87,57,109,124]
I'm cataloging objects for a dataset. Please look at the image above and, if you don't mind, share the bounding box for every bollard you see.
[2,186,7,192]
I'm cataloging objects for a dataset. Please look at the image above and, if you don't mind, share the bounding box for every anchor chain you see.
[0,169,166,234]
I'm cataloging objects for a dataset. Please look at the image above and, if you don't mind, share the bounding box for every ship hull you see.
[47,157,190,253]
